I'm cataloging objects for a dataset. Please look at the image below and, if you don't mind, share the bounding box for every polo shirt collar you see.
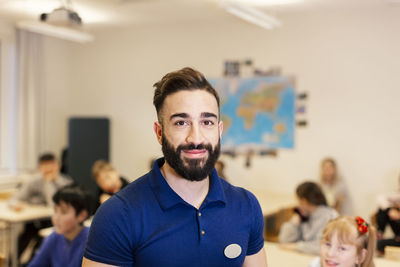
[149,158,226,211]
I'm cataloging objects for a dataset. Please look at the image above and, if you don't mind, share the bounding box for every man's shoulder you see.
[219,179,260,206]
[118,172,151,195]
[100,172,153,210]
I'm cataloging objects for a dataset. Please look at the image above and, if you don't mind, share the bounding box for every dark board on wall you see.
[68,117,110,197]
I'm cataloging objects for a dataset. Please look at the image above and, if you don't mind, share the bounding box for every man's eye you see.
[175,121,187,126]
[202,120,214,126]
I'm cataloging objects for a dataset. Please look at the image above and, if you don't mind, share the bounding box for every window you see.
[0,25,17,175]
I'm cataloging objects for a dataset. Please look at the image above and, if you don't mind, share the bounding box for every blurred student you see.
[28,185,92,267]
[9,153,72,209]
[375,173,400,254]
[279,181,338,255]
[9,153,72,258]
[309,216,376,267]
[91,160,129,207]
[319,158,349,214]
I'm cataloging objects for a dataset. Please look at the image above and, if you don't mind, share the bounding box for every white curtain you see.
[16,30,45,171]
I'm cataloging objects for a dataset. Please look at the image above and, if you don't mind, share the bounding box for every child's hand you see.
[388,208,400,220]
[100,193,111,204]
[290,213,301,225]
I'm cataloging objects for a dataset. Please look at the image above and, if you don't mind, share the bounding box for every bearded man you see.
[83,67,267,267]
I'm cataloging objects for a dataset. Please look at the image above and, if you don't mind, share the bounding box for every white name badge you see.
[224,243,242,259]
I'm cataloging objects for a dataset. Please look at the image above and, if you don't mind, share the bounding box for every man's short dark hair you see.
[153,67,220,122]
[53,185,93,218]
[38,153,56,164]
[296,181,327,206]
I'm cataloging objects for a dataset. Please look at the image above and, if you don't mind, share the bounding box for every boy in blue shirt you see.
[28,185,92,267]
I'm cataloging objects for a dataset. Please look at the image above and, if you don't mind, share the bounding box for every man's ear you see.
[219,120,223,140]
[77,210,88,224]
[154,121,163,145]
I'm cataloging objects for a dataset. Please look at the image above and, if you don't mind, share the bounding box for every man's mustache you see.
[177,143,212,151]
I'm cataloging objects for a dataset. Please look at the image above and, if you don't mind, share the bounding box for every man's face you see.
[39,160,60,181]
[154,90,223,181]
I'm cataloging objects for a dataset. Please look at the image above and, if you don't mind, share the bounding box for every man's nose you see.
[185,124,204,145]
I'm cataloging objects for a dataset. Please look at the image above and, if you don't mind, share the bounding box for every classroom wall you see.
[41,6,400,219]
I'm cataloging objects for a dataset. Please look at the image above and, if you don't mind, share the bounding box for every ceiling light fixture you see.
[232,0,304,6]
[221,1,282,30]
[17,20,94,43]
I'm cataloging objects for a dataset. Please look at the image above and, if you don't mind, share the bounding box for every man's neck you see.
[160,162,209,209]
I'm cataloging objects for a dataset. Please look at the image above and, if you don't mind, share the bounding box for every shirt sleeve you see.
[84,196,135,266]
[27,233,53,267]
[8,178,36,206]
[279,220,301,243]
[246,192,265,255]
[296,208,338,255]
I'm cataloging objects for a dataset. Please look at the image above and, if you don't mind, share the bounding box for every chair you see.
[0,221,9,267]
[264,206,294,242]
[0,254,4,267]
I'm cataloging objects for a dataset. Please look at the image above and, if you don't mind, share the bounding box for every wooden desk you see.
[250,190,296,215]
[264,242,314,266]
[0,201,53,267]
[264,242,400,267]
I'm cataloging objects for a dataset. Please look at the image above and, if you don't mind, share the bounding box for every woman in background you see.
[319,158,349,214]
[309,216,376,267]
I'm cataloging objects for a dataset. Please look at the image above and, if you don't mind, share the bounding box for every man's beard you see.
[161,133,221,182]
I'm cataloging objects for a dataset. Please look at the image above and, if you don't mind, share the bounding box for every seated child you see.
[279,181,338,255]
[28,185,93,267]
[91,160,129,209]
[8,152,72,258]
[9,152,72,209]
[309,216,376,267]
[375,173,400,254]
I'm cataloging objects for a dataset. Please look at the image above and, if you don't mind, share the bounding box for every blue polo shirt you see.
[84,158,264,267]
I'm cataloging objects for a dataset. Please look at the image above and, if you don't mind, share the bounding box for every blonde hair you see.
[320,157,338,184]
[91,160,115,180]
[321,216,376,267]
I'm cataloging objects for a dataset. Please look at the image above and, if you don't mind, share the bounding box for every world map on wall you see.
[209,77,295,151]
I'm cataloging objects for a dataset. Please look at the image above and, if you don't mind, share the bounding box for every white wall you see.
[41,6,400,219]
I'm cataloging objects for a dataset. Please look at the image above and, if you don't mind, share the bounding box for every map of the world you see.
[209,77,295,151]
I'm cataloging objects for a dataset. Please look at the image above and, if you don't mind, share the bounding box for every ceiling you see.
[0,0,398,30]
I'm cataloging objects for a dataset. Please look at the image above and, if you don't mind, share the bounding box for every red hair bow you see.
[355,216,368,234]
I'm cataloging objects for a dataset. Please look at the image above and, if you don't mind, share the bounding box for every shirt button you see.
[198,212,202,217]
[201,230,205,235]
